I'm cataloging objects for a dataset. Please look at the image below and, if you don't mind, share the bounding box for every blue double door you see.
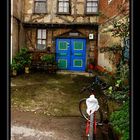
[56,38,86,71]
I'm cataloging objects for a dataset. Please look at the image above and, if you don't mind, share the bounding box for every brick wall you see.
[99,0,128,24]
[97,0,129,73]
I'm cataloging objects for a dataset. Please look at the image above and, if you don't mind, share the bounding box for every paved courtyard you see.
[11,71,116,140]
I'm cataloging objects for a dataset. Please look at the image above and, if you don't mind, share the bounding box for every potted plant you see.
[88,58,96,70]
[23,54,32,74]
[10,47,32,76]
[41,54,55,64]
[18,47,32,74]
[11,59,22,76]
[40,54,57,73]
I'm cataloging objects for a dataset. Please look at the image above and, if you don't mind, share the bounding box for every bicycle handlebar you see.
[80,76,110,94]
[80,85,92,93]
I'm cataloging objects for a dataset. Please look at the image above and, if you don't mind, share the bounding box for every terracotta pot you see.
[89,64,94,70]
[25,67,29,74]
[12,69,17,76]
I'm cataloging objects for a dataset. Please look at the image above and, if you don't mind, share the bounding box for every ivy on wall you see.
[100,45,122,53]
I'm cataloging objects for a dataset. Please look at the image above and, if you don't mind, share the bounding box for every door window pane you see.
[59,42,68,50]
[74,42,83,50]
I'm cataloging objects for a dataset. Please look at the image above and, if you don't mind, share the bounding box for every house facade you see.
[11,0,129,72]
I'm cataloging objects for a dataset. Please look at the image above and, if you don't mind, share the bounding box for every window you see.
[36,29,46,50]
[58,0,70,14]
[34,0,47,14]
[86,0,98,14]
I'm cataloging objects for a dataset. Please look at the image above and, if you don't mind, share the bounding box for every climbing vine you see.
[110,16,129,38]
[99,4,130,140]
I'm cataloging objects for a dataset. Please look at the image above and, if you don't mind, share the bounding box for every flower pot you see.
[25,67,29,74]
[88,64,94,70]
[12,69,17,76]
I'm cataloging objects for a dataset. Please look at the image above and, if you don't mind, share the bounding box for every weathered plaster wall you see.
[11,0,25,58]
[13,0,23,20]
[11,17,19,57]
[23,0,98,24]
[12,19,25,57]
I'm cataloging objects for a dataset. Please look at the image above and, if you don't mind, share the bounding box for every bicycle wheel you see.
[79,98,103,123]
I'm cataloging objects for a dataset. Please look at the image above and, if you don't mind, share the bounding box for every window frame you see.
[36,29,47,51]
[57,0,71,15]
[34,0,47,14]
[85,0,99,15]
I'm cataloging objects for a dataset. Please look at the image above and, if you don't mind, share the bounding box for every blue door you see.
[56,38,86,71]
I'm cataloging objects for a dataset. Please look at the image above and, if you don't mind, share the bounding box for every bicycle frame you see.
[79,75,109,140]
[86,93,98,140]
[86,112,97,135]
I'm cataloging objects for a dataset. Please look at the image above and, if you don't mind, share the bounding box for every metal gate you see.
[56,38,86,71]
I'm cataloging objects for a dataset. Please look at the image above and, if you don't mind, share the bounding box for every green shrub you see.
[11,59,23,71]
[40,54,55,64]
[110,101,129,140]
[11,47,32,72]
[17,47,32,67]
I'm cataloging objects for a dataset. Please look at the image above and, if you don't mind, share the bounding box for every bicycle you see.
[79,76,109,140]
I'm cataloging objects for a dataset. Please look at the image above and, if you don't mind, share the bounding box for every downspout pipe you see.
[11,0,13,64]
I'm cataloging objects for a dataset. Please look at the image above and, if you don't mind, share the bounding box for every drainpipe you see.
[17,21,20,53]
[11,0,13,64]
